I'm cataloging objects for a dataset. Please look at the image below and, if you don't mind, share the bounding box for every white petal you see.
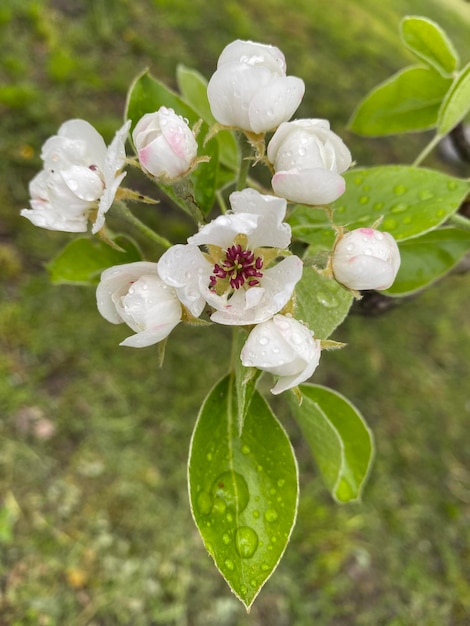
[20,206,88,232]
[248,76,305,133]
[217,40,286,74]
[272,168,346,205]
[188,212,260,249]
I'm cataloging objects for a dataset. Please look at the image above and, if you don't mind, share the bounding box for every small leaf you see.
[233,328,262,435]
[294,266,353,339]
[177,64,238,171]
[188,375,299,610]
[291,384,374,503]
[348,66,452,136]
[332,166,470,241]
[438,61,470,136]
[400,16,460,77]
[125,69,219,215]
[47,235,141,285]
[385,227,470,296]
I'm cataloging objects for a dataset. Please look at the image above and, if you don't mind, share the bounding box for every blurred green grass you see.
[1,0,470,624]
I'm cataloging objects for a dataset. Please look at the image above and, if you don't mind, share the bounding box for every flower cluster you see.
[21,39,401,395]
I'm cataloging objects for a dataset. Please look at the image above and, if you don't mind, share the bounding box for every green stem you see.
[412,133,442,167]
[449,212,470,231]
[115,201,172,249]
[237,133,253,191]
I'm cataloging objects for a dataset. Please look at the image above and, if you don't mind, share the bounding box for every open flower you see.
[331,227,401,291]
[207,40,305,134]
[240,314,322,394]
[132,107,198,180]
[157,188,303,325]
[21,119,130,233]
[267,119,352,205]
[97,262,182,347]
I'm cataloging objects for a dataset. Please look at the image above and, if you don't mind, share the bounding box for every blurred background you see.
[1,0,470,624]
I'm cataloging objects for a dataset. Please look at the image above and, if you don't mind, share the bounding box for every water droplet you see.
[261,563,270,571]
[241,445,250,455]
[258,336,269,346]
[234,526,259,558]
[211,471,249,513]
[336,205,346,213]
[374,202,384,211]
[316,291,339,308]
[250,579,257,588]
[418,190,434,201]
[390,203,407,214]
[222,533,231,545]
[402,216,412,225]
[393,185,407,195]
[359,195,369,205]
[353,175,364,185]
[436,209,446,218]
[206,452,213,462]
[447,181,458,190]
[252,509,260,519]
[382,218,397,230]
[196,491,212,516]
[224,558,235,571]
[240,584,248,596]
[277,479,285,488]
[265,508,278,523]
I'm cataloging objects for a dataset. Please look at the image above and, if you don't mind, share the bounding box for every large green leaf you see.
[176,64,238,171]
[294,266,353,339]
[438,61,470,136]
[125,70,219,215]
[400,16,459,77]
[188,375,298,610]
[47,235,142,285]
[289,167,469,244]
[291,384,374,503]
[348,65,452,136]
[385,227,470,296]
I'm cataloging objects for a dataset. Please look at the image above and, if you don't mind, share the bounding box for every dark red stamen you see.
[210,244,263,291]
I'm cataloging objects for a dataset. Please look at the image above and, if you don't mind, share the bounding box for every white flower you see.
[157,188,303,325]
[240,314,321,394]
[96,261,182,347]
[331,228,401,291]
[267,119,352,205]
[21,119,130,233]
[132,107,198,180]
[207,40,305,134]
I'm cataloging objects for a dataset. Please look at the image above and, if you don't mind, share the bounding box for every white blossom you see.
[132,107,198,180]
[332,227,401,291]
[21,119,130,233]
[97,261,182,347]
[267,119,352,205]
[207,40,305,134]
[157,188,303,325]
[240,314,321,394]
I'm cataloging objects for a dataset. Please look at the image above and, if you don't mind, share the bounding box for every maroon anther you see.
[210,244,263,291]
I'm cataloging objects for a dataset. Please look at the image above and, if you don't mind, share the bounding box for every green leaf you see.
[287,206,336,250]
[294,266,353,339]
[385,227,470,296]
[348,65,452,136]
[188,374,299,610]
[233,328,262,435]
[291,384,374,503]
[177,64,239,171]
[125,69,219,215]
[400,16,459,77]
[333,166,469,241]
[438,61,470,136]
[47,236,142,285]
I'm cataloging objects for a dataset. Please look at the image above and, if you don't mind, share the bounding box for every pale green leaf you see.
[188,374,298,610]
[291,384,374,502]
[438,61,470,136]
[47,236,142,285]
[348,66,452,136]
[233,328,262,435]
[294,266,353,339]
[385,227,470,296]
[400,16,459,77]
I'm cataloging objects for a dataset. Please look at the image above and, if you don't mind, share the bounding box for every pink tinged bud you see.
[332,228,401,291]
[132,107,198,180]
[240,314,321,394]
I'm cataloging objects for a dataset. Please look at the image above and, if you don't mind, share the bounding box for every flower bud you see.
[207,40,305,134]
[267,119,352,205]
[240,314,321,394]
[96,262,182,347]
[331,228,401,291]
[132,107,198,180]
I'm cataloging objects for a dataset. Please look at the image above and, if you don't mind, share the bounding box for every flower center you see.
[210,244,263,292]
